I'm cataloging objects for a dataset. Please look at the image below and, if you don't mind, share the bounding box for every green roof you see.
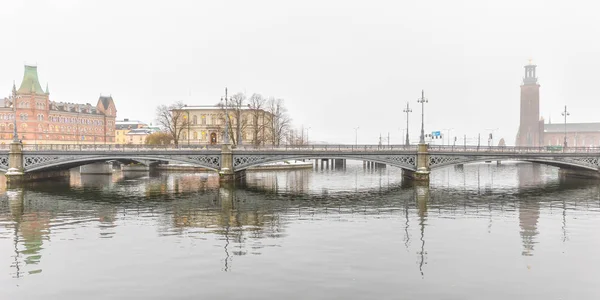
[17,65,46,95]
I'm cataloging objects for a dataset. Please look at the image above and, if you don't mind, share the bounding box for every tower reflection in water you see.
[2,161,597,280]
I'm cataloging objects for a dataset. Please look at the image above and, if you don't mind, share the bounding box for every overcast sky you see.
[1,0,598,145]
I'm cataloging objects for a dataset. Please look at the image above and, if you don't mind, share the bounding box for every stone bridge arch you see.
[232,153,417,172]
[21,154,221,173]
[428,154,600,171]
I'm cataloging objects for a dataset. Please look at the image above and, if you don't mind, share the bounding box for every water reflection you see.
[1,162,600,299]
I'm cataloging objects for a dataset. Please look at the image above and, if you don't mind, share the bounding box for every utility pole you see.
[221,88,232,145]
[417,90,428,144]
[562,105,570,148]
[403,102,412,145]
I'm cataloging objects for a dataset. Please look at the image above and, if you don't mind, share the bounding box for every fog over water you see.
[1,162,600,299]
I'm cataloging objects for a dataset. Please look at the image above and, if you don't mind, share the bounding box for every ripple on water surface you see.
[0,163,600,299]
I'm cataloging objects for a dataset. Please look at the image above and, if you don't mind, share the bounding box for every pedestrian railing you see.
[2,143,598,154]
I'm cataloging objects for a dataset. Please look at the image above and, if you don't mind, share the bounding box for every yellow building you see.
[125,127,159,145]
[115,119,147,144]
[177,105,273,146]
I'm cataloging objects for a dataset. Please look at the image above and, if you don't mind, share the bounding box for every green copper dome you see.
[17,65,46,95]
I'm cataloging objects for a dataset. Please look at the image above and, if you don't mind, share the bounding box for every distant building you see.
[0,65,117,144]
[125,127,159,145]
[176,105,273,145]
[516,63,600,147]
[116,118,147,144]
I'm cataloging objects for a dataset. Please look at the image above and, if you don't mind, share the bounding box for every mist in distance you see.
[0,0,598,145]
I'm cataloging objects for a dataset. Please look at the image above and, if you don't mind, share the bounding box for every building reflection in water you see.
[517,163,541,256]
[6,188,48,277]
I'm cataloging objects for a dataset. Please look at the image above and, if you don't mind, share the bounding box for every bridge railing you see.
[16,143,419,152]
[19,144,223,151]
[11,143,600,153]
[234,144,418,151]
[428,145,600,153]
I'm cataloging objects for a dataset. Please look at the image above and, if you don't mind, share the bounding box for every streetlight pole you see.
[485,128,499,147]
[442,128,453,146]
[306,127,311,145]
[417,90,428,144]
[220,88,231,145]
[353,127,359,146]
[11,87,18,143]
[403,102,412,145]
[562,105,569,148]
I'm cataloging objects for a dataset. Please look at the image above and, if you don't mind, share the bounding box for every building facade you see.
[177,105,273,146]
[116,119,148,144]
[516,63,600,147]
[1,65,117,144]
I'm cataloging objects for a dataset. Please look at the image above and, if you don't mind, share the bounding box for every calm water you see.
[1,162,600,299]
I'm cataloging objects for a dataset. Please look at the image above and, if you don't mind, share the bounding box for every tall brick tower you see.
[516,62,541,146]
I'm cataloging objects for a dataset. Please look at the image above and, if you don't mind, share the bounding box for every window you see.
[201,131,206,141]
[193,131,198,139]
[192,115,197,125]
[201,115,206,125]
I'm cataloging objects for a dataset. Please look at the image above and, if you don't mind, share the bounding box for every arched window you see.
[192,115,197,125]
[201,115,206,125]
[201,131,207,141]
[193,131,198,139]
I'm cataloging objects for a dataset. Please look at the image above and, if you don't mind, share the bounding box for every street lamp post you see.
[353,127,359,146]
[220,88,231,145]
[485,128,499,147]
[403,102,412,145]
[306,127,311,145]
[442,128,453,146]
[562,105,570,148]
[11,90,18,143]
[417,90,428,144]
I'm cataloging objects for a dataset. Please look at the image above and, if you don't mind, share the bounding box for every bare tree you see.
[248,93,268,146]
[267,97,291,146]
[155,101,189,145]
[217,92,249,146]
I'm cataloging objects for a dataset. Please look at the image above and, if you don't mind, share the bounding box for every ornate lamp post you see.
[220,88,231,145]
[562,105,569,148]
[403,102,412,145]
[11,93,18,143]
[417,90,428,144]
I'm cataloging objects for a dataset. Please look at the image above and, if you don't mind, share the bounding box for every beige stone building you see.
[177,105,273,145]
[115,119,147,144]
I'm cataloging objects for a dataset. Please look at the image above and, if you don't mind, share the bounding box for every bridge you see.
[3,140,600,185]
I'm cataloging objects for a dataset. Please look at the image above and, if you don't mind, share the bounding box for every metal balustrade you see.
[0,143,596,153]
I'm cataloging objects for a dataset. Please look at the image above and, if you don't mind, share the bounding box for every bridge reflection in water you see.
[0,162,599,291]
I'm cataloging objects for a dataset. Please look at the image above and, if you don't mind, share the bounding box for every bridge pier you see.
[6,140,25,185]
[219,143,235,182]
[404,144,430,184]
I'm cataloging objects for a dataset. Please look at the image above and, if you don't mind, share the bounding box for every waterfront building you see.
[0,65,117,144]
[116,119,148,144]
[177,105,273,145]
[125,127,160,145]
[516,62,600,147]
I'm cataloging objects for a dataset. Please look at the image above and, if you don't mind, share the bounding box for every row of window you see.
[16,101,48,109]
[187,114,265,126]
[0,123,105,134]
[180,131,249,141]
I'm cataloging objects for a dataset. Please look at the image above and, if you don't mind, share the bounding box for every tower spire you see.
[45,83,49,94]
[523,60,538,85]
